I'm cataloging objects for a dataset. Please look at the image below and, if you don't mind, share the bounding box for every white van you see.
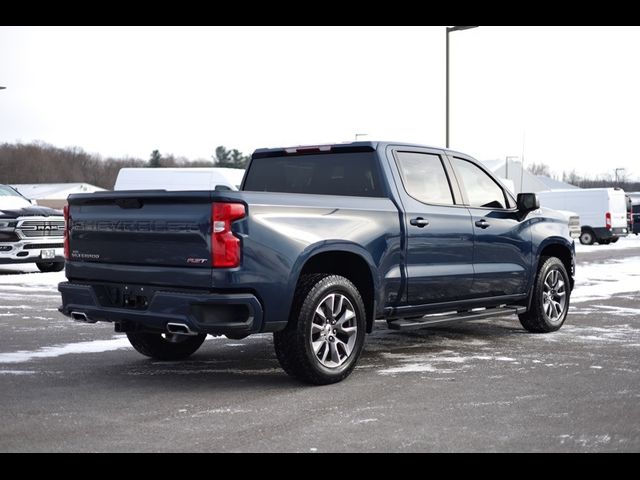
[114,168,245,192]
[537,188,629,245]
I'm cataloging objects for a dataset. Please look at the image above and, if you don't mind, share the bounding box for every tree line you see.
[0,142,250,190]
[527,162,640,192]
[2,142,637,193]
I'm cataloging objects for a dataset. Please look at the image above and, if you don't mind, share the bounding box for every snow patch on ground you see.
[575,235,640,253]
[572,257,640,303]
[591,305,640,317]
[541,323,640,345]
[379,363,444,374]
[352,418,378,424]
[0,370,36,375]
[0,336,132,364]
[0,266,65,287]
[558,433,612,447]
[378,351,519,375]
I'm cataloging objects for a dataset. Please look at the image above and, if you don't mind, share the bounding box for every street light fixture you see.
[446,26,478,148]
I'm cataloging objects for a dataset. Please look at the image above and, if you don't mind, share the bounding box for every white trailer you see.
[114,168,245,192]
[537,188,629,245]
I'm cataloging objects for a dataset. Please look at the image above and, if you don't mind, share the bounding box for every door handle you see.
[410,217,429,228]
[475,219,490,229]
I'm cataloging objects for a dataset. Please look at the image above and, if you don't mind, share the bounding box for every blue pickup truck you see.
[59,142,575,384]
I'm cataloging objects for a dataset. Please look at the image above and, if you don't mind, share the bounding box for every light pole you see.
[446,26,478,149]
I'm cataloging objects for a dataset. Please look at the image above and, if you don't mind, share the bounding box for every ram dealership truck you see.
[59,142,575,384]
[0,184,65,272]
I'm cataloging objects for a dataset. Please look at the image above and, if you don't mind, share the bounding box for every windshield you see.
[0,185,24,198]
[0,185,31,209]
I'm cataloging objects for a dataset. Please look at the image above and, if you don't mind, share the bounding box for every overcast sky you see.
[1,26,639,180]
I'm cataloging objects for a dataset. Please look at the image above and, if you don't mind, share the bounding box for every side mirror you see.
[517,193,539,212]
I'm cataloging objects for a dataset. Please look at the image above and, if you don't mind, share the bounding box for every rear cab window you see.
[243,152,384,197]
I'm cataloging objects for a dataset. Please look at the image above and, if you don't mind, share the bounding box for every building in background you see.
[11,183,106,209]
[481,159,578,194]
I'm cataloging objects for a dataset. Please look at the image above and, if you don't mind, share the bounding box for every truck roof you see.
[252,141,463,158]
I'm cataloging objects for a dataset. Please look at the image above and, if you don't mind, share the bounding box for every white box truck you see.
[114,168,245,192]
[537,188,629,245]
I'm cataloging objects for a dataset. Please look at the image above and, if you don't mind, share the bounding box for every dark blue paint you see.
[59,142,575,336]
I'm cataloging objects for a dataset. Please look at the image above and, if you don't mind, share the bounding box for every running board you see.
[387,306,526,331]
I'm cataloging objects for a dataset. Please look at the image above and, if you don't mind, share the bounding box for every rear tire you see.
[579,230,594,245]
[36,261,64,272]
[519,257,570,333]
[274,274,366,385]
[126,331,206,360]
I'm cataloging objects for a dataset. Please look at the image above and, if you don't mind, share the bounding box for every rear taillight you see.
[605,211,612,230]
[63,204,70,260]
[212,202,246,268]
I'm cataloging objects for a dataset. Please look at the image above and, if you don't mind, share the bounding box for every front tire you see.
[126,331,206,360]
[36,261,64,272]
[519,257,570,333]
[274,274,366,385]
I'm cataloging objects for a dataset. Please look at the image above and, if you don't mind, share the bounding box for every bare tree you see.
[527,162,551,177]
[0,141,252,190]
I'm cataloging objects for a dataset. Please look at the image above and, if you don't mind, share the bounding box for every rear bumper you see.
[592,227,628,240]
[58,281,264,336]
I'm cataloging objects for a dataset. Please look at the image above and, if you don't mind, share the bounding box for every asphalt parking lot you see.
[1,238,639,452]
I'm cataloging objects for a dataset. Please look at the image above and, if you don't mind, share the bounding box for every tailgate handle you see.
[115,198,143,209]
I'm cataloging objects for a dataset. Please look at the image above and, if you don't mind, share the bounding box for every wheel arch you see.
[289,242,380,333]
[528,238,575,311]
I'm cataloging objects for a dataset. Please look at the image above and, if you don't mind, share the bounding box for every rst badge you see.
[186,258,208,264]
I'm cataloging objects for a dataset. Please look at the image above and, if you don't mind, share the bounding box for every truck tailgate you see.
[66,190,218,287]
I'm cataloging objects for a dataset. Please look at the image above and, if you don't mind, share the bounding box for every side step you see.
[387,306,526,331]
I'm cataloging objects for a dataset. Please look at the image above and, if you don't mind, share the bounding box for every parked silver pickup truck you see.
[0,184,65,272]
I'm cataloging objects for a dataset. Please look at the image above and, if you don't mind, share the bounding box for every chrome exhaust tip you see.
[166,322,198,336]
[70,311,96,323]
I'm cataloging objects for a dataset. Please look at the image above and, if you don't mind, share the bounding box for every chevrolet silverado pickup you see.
[0,184,65,272]
[59,142,575,384]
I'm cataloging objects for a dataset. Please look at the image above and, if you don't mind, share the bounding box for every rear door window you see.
[394,152,454,205]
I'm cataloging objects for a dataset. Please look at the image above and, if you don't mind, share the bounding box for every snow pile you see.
[572,257,640,303]
[0,336,132,364]
[575,234,640,253]
[0,265,65,288]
